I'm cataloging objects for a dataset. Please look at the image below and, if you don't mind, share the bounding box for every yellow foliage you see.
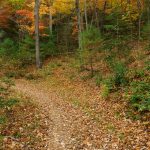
[53,0,74,14]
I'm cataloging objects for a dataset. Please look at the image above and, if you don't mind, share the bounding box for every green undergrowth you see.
[1,43,149,121]
[68,48,150,120]
[29,49,150,121]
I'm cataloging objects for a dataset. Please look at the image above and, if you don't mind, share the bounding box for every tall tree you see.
[137,0,142,49]
[75,0,81,50]
[100,0,107,33]
[48,0,53,35]
[34,0,41,68]
[84,0,88,30]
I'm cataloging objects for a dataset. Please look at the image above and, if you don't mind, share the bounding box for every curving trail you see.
[13,79,150,150]
[14,79,78,150]
[14,79,101,150]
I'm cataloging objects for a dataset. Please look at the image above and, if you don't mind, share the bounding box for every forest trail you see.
[13,79,149,150]
[14,79,106,150]
[14,79,80,150]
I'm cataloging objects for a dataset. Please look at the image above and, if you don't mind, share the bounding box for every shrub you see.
[145,61,150,71]
[40,34,57,59]
[81,26,102,50]
[102,10,133,53]
[101,77,115,99]
[94,72,103,87]
[129,81,150,112]
[142,23,150,39]
[78,26,102,73]
[16,35,35,66]
[114,63,127,86]
[0,36,34,67]
[0,38,17,57]
[108,61,128,86]
[17,49,34,67]
[19,35,35,52]
[101,61,128,99]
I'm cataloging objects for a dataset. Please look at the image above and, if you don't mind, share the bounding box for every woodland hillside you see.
[0,0,150,149]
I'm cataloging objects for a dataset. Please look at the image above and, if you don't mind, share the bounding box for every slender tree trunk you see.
[100,0,107,33]
[76,0,84,69]
[49,0,53,35]
[84,0,88,30]
[35,0,41,68]
[75,0,82,50]
[116,14,119,51]
[148,7,150,24]
[94,0,99,28]
[34,0,41,68]
[138,15,141,39]
[127,0,133,43]
[137,0,142,49]
[49,10,53,34]
[81,13,84,31]
[90,14,94,28]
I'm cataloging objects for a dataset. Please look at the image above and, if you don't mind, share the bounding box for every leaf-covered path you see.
[14,79,99,150]
[14,79,79,150]
[13,79,150,150]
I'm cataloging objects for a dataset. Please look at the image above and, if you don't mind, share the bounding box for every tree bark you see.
[94,0,99,28]
[34,0,41,68]
[137,0,142,49]
[48,0,53,35]
[49,11,53,34]
[84,0,88,30]
[100,0,107,33]
[75,0,82,50]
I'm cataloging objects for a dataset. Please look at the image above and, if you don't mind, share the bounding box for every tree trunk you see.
[84,0,88,30]
[49,10,53,34]
[100,0,107,33]
[34,0,41,68]
[75,0,82,50]
[49,0,53,35]
[94,0,99,28]
[137,0,142,49]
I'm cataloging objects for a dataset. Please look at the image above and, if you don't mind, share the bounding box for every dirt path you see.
[13,79,150,150]
[14,79,79,150]
[15,80,101,150]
